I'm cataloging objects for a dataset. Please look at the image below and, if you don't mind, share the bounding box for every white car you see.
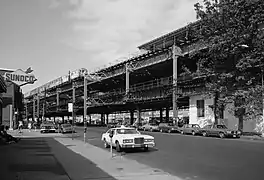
[60,124,74,133]
[101,126,155,152]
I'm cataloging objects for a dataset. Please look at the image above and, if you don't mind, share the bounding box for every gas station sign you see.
[4,69,36,86]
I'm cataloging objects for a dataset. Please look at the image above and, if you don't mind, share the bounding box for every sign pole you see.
[84,75,87,143]
[72,82,76,140]
[110,137,113,157]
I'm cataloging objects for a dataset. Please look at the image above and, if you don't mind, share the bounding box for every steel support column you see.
[172,45,182,126]
[106,114,109,124]
[9,104,13,130]
[25,102,28,121]
[262,69,264,123]
[37,95,40,123]
[101,114,104,125]
[130,110,134,125]
[166,107,170,122]
[56,88,61,111]
[72,82,76,126]
[33,97,36,122]
[160,108,163,123]
[125,63,130,96]
[137,108,141,124]
[42,103,45,121]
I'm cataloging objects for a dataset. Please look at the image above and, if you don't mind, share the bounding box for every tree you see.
[189,0,264,131]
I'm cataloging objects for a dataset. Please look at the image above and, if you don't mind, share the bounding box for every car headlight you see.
[123,139,133,143]
[144,139,154,142]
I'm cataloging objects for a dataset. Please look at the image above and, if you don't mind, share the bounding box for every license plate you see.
[233,135,236,138]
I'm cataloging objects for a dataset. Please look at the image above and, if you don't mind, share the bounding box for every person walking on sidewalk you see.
[18,120,23,133]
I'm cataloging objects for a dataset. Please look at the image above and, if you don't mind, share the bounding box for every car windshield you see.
[216,125,227,129]
[116,129,140,134]
[62,124,71,128]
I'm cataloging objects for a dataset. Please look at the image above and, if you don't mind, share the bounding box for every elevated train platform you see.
[24,21,206,125]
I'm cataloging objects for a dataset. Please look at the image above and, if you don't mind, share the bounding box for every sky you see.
[0,0,201,93]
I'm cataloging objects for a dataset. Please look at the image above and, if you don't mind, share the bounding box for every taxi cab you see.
[101,125,155,152]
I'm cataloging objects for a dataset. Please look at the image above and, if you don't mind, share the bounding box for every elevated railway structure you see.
[24,22,207,125]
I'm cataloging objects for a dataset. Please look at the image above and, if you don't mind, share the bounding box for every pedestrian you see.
[18,120,23,133]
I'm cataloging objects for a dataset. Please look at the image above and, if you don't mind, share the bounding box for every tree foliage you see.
[191,0,264,130]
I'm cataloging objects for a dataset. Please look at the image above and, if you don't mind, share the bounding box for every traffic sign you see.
[68,103,73,112]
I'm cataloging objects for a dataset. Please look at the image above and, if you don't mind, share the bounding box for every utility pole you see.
[172,44,182,126]
[72,82,76,140]
[84,74,87,143]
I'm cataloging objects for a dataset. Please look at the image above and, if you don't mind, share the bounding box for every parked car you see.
[158,123,179,133]
[142,123,159,132]
[200,124,241,138]
[40,123,56,133]
[101,125,155,152]
[180,124,201,135]
[60,124,74,134]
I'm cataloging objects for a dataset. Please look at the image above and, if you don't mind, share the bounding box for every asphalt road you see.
[72,126,264,180]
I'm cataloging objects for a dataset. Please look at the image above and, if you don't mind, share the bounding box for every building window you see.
[197,100,205,117]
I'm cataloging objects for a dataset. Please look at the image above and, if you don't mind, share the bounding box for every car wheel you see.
[40,131,43,133]
[144,147,149,151]
[104,139,110,148]
[192,131,196,136]
[202,131,207,137]
[116,141,122,152]
[219,132,225,139]
[160,129,163,133]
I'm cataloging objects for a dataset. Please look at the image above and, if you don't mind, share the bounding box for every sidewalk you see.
[54,137,182,180]
[0,130,117,180]
[0,137,70,180]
